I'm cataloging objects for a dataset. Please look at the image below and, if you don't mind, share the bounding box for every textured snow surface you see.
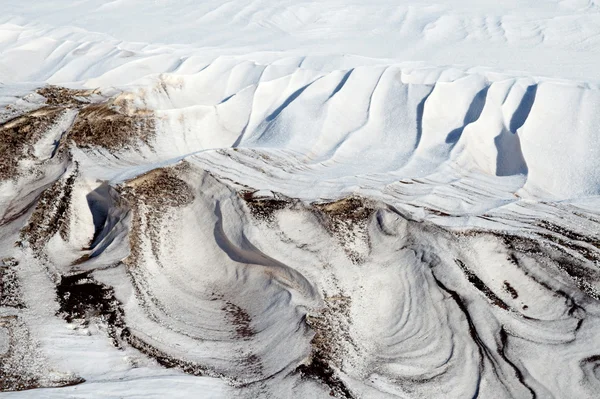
[3,0,600,81]
[1,1,600,398]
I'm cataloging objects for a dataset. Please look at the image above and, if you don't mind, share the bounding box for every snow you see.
[2,0,600,82]
[1,0,600,398]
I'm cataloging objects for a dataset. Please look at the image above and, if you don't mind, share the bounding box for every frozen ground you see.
[1,1,600,398]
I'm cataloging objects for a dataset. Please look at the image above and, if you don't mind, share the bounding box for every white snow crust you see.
[2,1,600,398]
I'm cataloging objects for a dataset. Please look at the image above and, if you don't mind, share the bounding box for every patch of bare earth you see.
[222,300,264,378]
[36,86,94,108]
[298,294,355,399]
[0,85,156,180]
[18,168,77,255]
[54,269,227,380]
[119,163,194,268]
[56,272,126,347]
[0,107,66,179]
[222,301,255,339]
[240,190,294,223]
[0,257,23,308]
[69,102,154,150]
[0,316,84,392]
[37,85,155,150]
[314,196,374,264]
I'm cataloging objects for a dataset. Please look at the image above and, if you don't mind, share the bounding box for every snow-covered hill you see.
[1,1,600,398]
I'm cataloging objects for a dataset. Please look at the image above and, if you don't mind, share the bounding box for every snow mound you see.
[2,1,600,398]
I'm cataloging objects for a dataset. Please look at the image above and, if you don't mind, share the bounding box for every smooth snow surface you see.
[4,0,600,81]
[1,1,600,398]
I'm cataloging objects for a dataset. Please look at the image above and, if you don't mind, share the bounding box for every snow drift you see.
[2,1,600,398]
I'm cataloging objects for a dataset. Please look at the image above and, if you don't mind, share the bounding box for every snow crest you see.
[2,1,600,398]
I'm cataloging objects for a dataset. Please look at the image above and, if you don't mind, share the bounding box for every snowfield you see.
[1,1,600,398]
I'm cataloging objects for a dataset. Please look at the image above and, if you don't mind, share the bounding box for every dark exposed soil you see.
[296,356,354,398]
[537,220,600,250]
[55,270,225,379]
[314,196,373,223]
[241,190,293,222]
[69,103,154,150]
[503,281,519,299]
[18,168,77,253]
[0,107,66,179]
[222,301,255,339]
[56,272,126,346]
[121,165,194,208]
[0,258,23,308]
[499,232,600,300]
[454,259,510,310]
[299,294,355,398]
[313,196,374,263]
[0,85,155,180]
[456,227,600,301]
[36,86,94,108]
[120,164,194,268]
[38,84,155,151]
[124,332,225,379]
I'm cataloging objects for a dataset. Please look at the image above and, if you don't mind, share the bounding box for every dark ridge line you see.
[433,273,535,398]
[17,164,78,251]
[295,357,354,399]
[503,281,519,299]
[0,258,24,308]
[498,328,537,399]
[536,232,600,263]
[579,353,600,388]
[454,259,510,310]
[55,270,236,382]
[460,228,597,305]
[537,220,600,249]
[123,331,224,379]
[503,231,600,300]
[430,274,483,398]
[508,252,586,330]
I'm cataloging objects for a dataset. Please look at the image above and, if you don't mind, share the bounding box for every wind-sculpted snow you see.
[1,65,600,398]
[46,60,600,200]
[4,0,600,81]
[2,1,600,397]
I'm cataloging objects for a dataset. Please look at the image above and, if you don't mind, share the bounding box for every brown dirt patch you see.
[0,107,66,179]
[313,196,374,263]
[240,190,293,222]
[222,301,255,339]
[36,86,95,108]
[299,294,355,398]
[0,316,84,392]
[119,163,194,268]
[69,103,154,150]
[0,258,23,308]
[18,169,77,253]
